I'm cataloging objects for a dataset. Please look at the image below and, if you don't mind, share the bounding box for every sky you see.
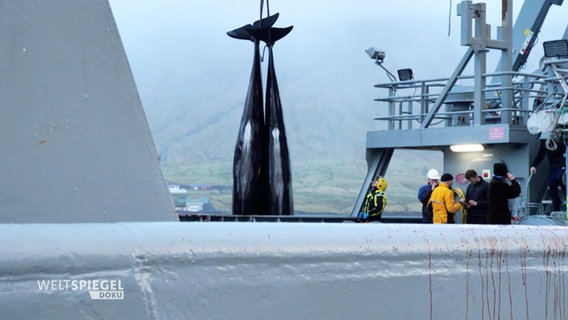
[108,0,568,111]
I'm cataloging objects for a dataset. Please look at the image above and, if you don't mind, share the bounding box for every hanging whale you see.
[227,14,279,215]
[249,25,294,215]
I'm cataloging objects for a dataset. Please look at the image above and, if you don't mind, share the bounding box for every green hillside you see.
[146,51,443,214]
[161,150,442,214]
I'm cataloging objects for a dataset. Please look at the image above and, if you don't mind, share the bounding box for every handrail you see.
[371,69,566,130]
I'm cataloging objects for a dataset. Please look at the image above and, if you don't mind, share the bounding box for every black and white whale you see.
[250,25,294,215]
[227,14,279,215]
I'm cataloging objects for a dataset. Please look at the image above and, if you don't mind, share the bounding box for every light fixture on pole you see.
[366,47,397,82]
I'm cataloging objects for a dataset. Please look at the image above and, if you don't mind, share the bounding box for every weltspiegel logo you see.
[37,279,124,300]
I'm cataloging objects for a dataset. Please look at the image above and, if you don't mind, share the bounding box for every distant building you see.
[168,185,188,194]
[190,184,211,191]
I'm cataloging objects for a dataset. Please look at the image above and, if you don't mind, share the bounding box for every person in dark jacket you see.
[487,162,521,224]
[464,169,489,224]
[417,168,440,223]
[530,135,566,211]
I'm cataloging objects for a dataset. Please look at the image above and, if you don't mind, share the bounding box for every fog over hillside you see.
[109,1,568,213]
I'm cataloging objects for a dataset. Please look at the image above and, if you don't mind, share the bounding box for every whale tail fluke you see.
[247,25,293,45]
[227,13,280,41]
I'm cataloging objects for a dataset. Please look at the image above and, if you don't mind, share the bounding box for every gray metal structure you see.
[0,0,176,222]
[353,0,568,218]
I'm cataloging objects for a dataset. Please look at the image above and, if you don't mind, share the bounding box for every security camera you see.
[366,47,386,62]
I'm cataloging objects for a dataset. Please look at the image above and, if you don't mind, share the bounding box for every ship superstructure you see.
[353,0,568,221]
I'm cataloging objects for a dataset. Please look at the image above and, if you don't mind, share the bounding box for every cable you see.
[448,0,452,37]
[259,0,264,24]
[259,0,271,21]
[546,126,561,151]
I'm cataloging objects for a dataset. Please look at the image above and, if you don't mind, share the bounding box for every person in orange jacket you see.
[428,173,465,224]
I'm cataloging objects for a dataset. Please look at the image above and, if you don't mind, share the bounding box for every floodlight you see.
[450,144,485,152]
[365,47,386,62]
[543,39,568,58]
[397,68,414,81]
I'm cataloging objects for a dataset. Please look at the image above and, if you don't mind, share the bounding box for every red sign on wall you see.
[489,127,505,140]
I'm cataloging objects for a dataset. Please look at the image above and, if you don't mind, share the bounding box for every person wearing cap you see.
[488,162,521,224]
[418,168,440,223]
[428,173,465,224]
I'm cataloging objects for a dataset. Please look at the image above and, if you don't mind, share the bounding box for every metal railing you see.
[372,67,568,130]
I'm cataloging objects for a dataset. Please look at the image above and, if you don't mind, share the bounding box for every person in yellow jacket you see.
[358,177,387,223]
[428,173,465,224]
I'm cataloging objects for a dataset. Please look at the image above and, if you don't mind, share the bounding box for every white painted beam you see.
[0,223,566,319]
